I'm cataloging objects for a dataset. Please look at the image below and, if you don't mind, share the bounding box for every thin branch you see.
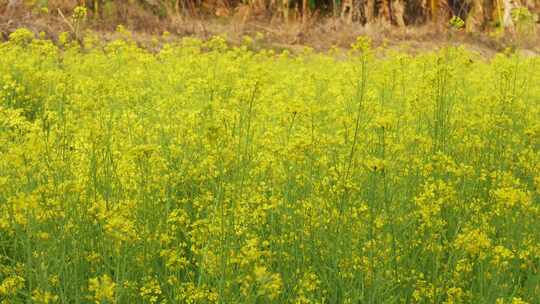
[57,8,75,33]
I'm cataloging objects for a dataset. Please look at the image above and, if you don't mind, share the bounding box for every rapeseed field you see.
[1,28,540,303]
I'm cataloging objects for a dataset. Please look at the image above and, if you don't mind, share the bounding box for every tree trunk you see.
[282,0,290,22]
[502,0,515,28]
[379,0,395,24]
[364,0,376,23]
[466,0,484,31]
[392,0,405,26]
[430,0,438,21]
[302,0,308,23]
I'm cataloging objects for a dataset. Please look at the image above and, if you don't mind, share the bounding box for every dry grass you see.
[1,4,538,56]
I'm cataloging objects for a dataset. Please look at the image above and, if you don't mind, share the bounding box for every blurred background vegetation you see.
[2,0,538,29]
